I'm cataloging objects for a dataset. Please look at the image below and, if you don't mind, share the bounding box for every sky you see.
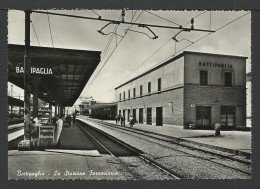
[7,10,251,105]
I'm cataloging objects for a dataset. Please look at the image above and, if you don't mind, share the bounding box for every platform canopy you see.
[8,44,101,107]
[8,96,24,107]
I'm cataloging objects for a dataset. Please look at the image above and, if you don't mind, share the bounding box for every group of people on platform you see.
[29,113,77,146]
[115,114,135,128]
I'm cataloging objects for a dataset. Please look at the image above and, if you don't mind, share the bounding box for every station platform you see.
[8,149,118,180]
[8,125,120,180]
[104,120,251,157]
[8,123,24,142]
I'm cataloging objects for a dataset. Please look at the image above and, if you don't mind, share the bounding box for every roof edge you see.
[115,51,247,90]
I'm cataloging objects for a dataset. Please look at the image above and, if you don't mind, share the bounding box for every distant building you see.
[79,100,96,115]
[88,102,117,120]
[115,51,247,129]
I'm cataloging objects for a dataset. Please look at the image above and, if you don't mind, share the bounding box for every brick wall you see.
[184,85,246,127]
[118,87,184,126]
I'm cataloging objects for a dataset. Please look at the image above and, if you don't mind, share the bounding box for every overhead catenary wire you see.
[31,20,41,46]
[209,11,212,32]
[159,11,251,65]
[120,11,210,84]
[183,11,208,27]
[46,12,54,48]
[91,9,101,18]
[85,11,143,92]
[101,14,122,59]
[95,11,250,100]
[102,11,138,56]
[95,11,208,99]
[119,37,172,83]
[144,10,182,26]
[89,11,143,85]
[96,11,192,99]
[32,10,214,33]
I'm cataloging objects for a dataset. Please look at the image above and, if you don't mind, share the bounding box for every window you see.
[220,106,235,126]
[200,70,208,86]
[123,92,125,100]
[224,72,232,87]
[128,89,130,99]
[158,78,161,91]
[133,88,136,97]
[148,82,151,93]
[119,93,121,101]
[140,85,143,96]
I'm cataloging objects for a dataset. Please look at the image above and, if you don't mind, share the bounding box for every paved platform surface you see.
[60,125,97,150]
[8,150,119,180]
[104,120,251,155]
[8,125,121,180]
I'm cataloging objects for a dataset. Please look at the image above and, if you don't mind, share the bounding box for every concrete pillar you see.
[11,105,13,116]
[55,105,57,115]
[23,10,31,140]
[59,106,63,117]
[49,102,52,121]
[57,106,60,116]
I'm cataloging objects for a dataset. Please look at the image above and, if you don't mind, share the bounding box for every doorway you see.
[156,107,163,126]
[147,108,152,125]
[139,108,143,124]
[133,109,136,123]
[196,106,211,126]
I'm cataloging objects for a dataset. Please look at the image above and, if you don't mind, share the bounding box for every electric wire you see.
[209,11,212,32]
[95,11,250,100]
[90,11,143,85]
[85,11,143,92]
[120,37,172,83]
[144,10,181,26]
[95,11,208,99]
[183,11,208,27]
[91,9,101,18]
[47,12,54,48]
[120,11,210,84]
[101,14,122,59]
[160,11,251,65]
[31,20,41,46]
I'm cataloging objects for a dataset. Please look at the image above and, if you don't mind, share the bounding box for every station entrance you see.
[196,106,212,127]
[147,108,152,125]
[156,107,163,126]
[139,108,143,124]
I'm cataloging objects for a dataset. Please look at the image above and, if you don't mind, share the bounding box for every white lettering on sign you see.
[199,61,233,69]
[16,67,53,75]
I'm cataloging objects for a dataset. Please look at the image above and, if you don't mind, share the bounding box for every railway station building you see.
[115,51,247,129]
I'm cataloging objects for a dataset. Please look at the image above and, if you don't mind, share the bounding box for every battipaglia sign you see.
[199,61,233,69]
[16,66,53,75]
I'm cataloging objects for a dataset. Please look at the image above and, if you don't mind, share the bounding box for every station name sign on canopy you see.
[8,44,101,107]
[16,67,53,75]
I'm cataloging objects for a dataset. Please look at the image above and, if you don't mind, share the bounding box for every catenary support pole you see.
[24,10,31,140]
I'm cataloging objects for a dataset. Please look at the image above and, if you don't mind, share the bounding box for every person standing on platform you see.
[129,115,134,128]
[33,115,41,126]
[55,116,63,146]
[115,115,119,124]
[118,114,121,124]
[121,115,125,126]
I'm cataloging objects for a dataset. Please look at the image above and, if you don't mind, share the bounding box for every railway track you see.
[8,124,24,134]
[76,120,181,180]
[77,118,251,177]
